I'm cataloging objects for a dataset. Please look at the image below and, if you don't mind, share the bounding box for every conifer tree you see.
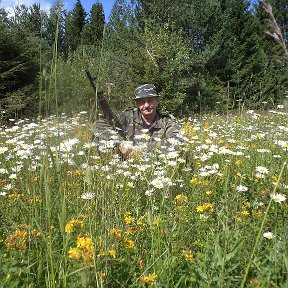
[64,0,86,53]
[134,0,175,25]
[82,2,105,45]
[0,8,40,118]
[46,0,66,55]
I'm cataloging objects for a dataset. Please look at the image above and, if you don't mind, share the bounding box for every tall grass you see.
[0,109,287,287]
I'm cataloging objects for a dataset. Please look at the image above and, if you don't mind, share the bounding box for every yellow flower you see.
[76,234,93,251]
[235,216,243,222]
[256,132,264,138]
[65,219,84,233]
[124,212,135,225]
[137,215,146,226]
[240,210,250,217]
[196,205,205,213]
[141,273,158,284]
[205,191,212,196]
[32,229,41,237]
[97,271,105,280]
[190,178,198,185]
[196,203,213,213]
[124,239,135,249]
[97,251,106,258]
[182,250,194,262]
[15,229,27,239]
[80,214,88,220]
[109,228,122,238]
[249,277,261,288]
[68,247,81,260]
[152,218,160,226]
[252,210,263,217]
[6,230,28,252]
[175,194,188,202]
[235,159,243,166]
[108,249,116,258]
[74,234,94,267]
[8,193,24,201]
[65,222,74,233]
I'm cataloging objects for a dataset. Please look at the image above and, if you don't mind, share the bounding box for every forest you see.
[0,0,287,121]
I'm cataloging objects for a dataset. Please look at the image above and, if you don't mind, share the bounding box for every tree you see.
[45,0,66,56]
[64,0,86,53]
[141,22,191,115]
[82,2,105,45]
[0,9,40,119]
[96,0,145,111]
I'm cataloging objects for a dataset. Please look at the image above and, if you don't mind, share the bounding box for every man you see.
[119,84,180,154]
[94,84,180,155]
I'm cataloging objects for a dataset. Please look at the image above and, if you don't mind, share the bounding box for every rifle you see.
[84,68,126,138]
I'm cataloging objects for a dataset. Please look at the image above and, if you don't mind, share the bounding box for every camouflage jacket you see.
[93,108,179,142]
[118,108,179,141]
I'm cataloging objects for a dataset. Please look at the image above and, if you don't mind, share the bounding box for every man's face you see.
[136,97,159,117]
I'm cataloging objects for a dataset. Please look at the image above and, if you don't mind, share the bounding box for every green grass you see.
[0,110,287,287]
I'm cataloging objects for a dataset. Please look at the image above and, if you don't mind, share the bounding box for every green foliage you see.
[45,0,66,56]
[41,51,94,116]
[142,22,191,115]
[94,0,145,111]
[0,0,288,119]
[0,13,40,119]
[81,3,105,46]
[64,0,86,54]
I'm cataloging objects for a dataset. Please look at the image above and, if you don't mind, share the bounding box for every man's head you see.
[134,84,159,120]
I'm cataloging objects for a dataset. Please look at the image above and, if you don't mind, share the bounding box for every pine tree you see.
[45,0,66,55]
[0,8,40,118]
[82,2,105,45]
[64,0,86,53]
[134,0,175,25]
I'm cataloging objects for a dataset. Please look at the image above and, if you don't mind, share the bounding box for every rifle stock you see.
[85,68,125,138]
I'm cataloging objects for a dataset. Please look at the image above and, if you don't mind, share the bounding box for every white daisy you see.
[81,192,95,200]
[263,232,274,239]
[236,185,249,192]
[151,178,164,189]
[256,166,269,174]
[271,193,286,203]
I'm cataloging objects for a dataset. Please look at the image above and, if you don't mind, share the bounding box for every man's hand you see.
[119,141,142,157]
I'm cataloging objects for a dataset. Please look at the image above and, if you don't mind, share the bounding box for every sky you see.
[0,0,115,20]
[0,0,258,20]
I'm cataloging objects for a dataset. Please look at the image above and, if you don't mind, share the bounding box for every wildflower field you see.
[0,110,287,288]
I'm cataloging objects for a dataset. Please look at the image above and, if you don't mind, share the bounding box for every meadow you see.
[0,109,287,287]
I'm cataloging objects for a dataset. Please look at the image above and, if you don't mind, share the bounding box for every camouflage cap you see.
[134,84,159,100]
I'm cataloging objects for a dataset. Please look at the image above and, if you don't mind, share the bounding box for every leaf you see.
[215,242,224,267]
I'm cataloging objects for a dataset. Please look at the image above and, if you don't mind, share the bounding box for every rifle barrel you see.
[85,68,126,138]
